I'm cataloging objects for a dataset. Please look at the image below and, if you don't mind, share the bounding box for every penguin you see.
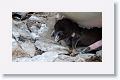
[51,18,102,56]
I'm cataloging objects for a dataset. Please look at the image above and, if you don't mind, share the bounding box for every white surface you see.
[0,0,119,79]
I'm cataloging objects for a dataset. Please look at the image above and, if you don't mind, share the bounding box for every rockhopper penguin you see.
[51,18,102,56]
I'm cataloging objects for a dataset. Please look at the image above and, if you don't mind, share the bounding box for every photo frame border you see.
[0,0,114,74]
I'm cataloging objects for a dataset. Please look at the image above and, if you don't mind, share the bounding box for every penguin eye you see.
[58,31,64,36]
[58,33,61,36]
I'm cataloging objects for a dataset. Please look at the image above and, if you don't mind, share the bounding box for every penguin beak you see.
[52,30,63,42]
[51,30,60,42]
[55,35,60,42]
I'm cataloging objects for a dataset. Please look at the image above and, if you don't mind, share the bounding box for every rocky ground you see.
[12,12,102,62]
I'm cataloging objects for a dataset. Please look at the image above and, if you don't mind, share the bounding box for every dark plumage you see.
[52,18,102,56]
[12,12,33,21]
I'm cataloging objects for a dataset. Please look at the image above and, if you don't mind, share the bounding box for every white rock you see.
[29,16,46,23]
[12,22,31,39]
[12,31,20,40]
[54,54,85,62]
[29,25,41,39]
[95,50,102,57]
[12,38,18,49]
[32,51,59,62]
[30,26,39,33]
[29,16,40,21]
[12,38,30,59]
[35,38,69,51]
[38,24,48,36]
[13,50,68,62]
[30,32,39,40]
[13,57,32,62]
[18,25,31,38]
[20,41,36,57]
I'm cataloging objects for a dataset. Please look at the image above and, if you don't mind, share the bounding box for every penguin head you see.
[51,30,65,42]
